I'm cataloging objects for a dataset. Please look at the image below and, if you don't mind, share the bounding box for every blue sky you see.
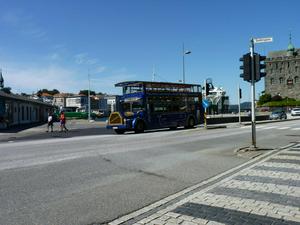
[0,0,299,104]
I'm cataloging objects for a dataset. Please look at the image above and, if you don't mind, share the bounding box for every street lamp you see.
[88,70,91,121]
[182,43,191,84]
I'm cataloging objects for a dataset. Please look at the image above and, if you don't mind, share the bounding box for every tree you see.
[2,87,11,94]
[37,89,60,96]
[79,90,96,96]
[258,93,271,105]
[49,89,60,95]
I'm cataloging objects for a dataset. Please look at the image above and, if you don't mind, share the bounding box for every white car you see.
[291,108,300,116]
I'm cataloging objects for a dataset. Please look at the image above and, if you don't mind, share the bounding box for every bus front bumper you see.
[106,124,127,130]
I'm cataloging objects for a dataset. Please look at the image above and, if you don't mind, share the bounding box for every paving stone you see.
[166,217,184,224]
[253,165,300,174]
[267,158,300,165]
[159,215,171,221]
[191,218,208,224]
[165,212,181,218]
[181,221,198,225]
[149,219,166,225]
[209,187,300,208]
[172,203,300,225]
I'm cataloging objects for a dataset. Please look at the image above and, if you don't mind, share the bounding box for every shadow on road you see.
[0,127,115,143]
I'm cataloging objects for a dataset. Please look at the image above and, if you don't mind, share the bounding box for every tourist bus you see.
[106,81,204,134]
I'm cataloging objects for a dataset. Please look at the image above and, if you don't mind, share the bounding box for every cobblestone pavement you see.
[109,143,300,225]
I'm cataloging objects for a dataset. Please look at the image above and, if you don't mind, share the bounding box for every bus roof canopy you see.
[115,81,201,89]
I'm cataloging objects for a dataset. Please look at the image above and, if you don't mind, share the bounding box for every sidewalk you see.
[109,143,300,225]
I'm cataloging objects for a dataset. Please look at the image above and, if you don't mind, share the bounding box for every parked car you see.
[269,111,287,120]
[291,108,300,116]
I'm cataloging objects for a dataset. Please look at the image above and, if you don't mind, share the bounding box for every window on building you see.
[280,68,282,73]
[22,106,24,120]
[295,76,299,83]
[26,106,29,120]
[270,78,274,85]
[287,62,290,68]
[296,66,298,73]
[279,77,284,84]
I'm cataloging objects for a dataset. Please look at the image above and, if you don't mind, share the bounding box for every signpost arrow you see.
[202,99,211,109]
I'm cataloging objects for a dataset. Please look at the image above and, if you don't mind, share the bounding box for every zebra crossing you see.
[241,124,300,131]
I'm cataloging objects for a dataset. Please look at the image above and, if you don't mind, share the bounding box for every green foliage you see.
[2,87,11,94]
[37,89,60,96]
[263,99,300,107]
[258,93,300,107]
[258,93,271,105]
[78,90,96,96]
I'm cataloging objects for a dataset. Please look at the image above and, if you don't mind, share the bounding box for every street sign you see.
[202,99,211,109]
[253,37,273,44]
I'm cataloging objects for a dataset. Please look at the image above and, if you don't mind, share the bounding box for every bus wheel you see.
[185,117,195,129]
[115,129,125,134]
[135,121,145,133]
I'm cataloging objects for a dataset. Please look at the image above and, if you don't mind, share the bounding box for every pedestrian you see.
[46,111,54,132]
[59,111,69,132]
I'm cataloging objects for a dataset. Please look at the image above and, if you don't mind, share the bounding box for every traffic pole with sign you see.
[250,39,256,149]
[249,37,273,149]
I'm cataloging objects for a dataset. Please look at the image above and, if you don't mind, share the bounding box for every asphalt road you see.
[0,120,300,225]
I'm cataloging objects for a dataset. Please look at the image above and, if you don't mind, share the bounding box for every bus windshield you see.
[121,100,144,113]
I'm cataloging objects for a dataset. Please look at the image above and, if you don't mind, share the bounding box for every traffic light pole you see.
[204,80,207,129]
[238,84,241,125]
[250,39,257,149]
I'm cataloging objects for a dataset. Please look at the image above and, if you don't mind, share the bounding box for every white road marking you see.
[260,126,277,130]
[278,127,290,130]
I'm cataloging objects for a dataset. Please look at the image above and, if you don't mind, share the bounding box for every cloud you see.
[0,10,47,40]
[94,66,106,73]
[49,53,61,60]
[1,60,136,95]
[4,65,81,93]
[74,53,98,65]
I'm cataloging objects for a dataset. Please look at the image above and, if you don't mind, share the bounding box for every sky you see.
[0,0,299,104]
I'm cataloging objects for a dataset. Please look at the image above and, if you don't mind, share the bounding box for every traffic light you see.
[239,88,242,99]
[205,82,210,96]
[240,53,251,82]
[254,54,266,81]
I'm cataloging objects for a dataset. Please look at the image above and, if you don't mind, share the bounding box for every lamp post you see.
[88,70,91,122]
[182,43,191,84]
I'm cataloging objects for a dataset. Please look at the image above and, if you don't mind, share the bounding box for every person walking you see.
[46,111,54,132]
[59,111,69,132]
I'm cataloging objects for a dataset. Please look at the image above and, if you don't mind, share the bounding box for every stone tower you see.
[265,34,300,99]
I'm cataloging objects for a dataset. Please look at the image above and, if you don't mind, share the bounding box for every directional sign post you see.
[202,99,211,129]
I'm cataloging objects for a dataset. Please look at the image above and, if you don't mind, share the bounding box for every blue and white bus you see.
[106,81,204,134]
